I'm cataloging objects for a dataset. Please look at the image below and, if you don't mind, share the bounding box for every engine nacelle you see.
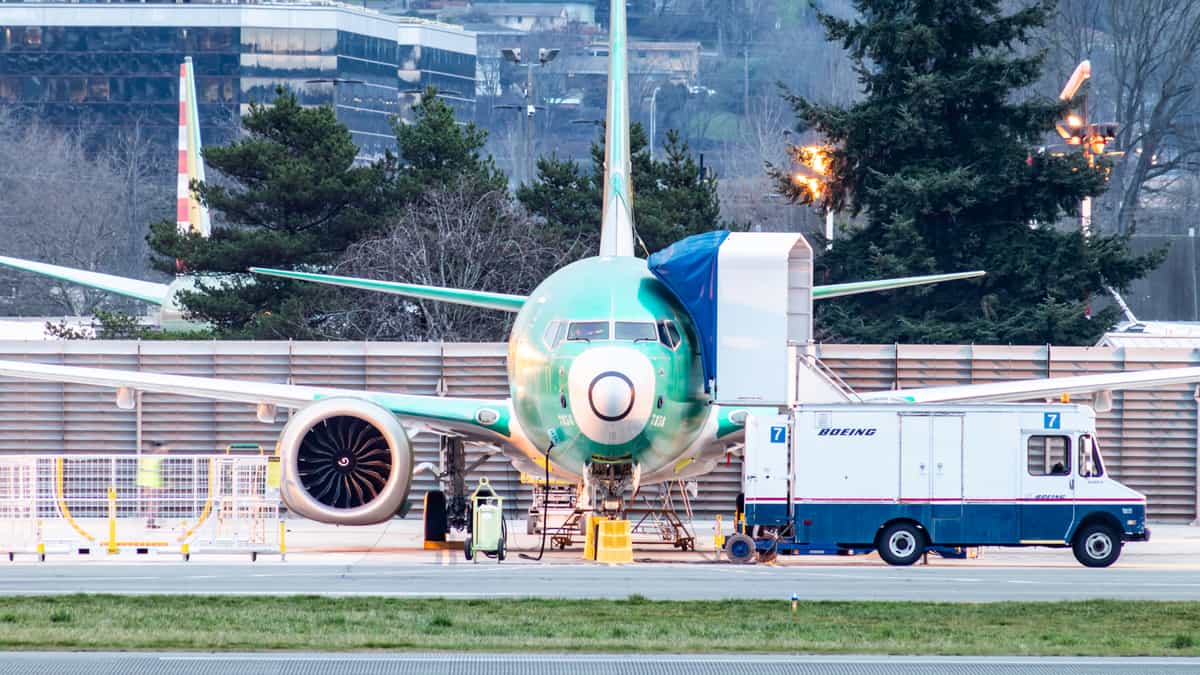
[277,397,413,526]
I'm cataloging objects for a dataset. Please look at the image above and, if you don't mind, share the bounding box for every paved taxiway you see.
[2,653,1199,674]
[3,523,1198,601]
[3,559,1200,601]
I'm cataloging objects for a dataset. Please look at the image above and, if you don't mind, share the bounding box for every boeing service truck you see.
[727,403,1150,567]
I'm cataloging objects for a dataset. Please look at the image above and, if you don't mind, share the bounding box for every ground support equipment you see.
[723,507,974,564]
[627,480,696,551]
[463,477,506,562]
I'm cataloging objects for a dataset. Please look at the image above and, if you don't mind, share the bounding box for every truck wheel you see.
[463,536,473,560]
[877,522,925,566]
[1073,523,1122,568]
[757,533,780,563]
[424,491,448,542]
[725,533,756,564]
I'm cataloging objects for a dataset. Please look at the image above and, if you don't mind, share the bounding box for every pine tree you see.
[391,90,507,203]
[148,89,392,337]
[772,0,1163,345]
[518,124,723,256]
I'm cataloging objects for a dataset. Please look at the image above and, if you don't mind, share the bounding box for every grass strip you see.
[0,595,1197,655]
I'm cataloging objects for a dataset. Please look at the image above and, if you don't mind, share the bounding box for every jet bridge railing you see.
[0,454,283,560]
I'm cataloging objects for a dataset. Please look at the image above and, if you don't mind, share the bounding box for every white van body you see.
[741,403,1148,565]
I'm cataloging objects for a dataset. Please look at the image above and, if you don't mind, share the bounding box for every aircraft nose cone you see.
[589,371,635,421]
[567,346,656,445]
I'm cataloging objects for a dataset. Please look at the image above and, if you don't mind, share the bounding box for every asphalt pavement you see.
[3,559,1200,601]
[2,522,1199,601]
[2,653,1199,675]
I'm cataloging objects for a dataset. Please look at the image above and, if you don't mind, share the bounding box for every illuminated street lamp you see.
[1053,59,1122,237]
[791,143,835,248]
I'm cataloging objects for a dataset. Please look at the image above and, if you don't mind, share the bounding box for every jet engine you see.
[277,397,413,526]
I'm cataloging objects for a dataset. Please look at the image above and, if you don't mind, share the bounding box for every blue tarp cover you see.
[647,230,730,392]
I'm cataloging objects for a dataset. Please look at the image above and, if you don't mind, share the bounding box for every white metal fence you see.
[0,454,283,559]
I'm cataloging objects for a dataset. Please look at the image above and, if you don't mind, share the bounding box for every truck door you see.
[930,415,964,542]
[743,413,791,526]
[899,414,933,501]
[1020,424,1076,543]
[902,414,964,543]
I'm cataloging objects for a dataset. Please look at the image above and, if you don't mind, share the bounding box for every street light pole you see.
[650,85,662,161]
[501,47,559,185]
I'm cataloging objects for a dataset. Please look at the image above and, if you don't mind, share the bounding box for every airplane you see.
[0,57,211,331]
[1,3,1198,538]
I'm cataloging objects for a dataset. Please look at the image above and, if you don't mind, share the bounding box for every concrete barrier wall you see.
[0,341,1194,521]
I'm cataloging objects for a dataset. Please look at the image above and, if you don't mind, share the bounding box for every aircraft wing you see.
[0,359,512,441]
[250,268,526,313]
[813,271,985,299]
[0,256,168,306]
[858,366,1200,404]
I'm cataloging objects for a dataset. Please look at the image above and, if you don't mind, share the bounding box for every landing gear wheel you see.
[725,533,756,564]
[464,536,473,561]
[876,522,925,566]
[424,491,448,543]
[1073,523,1122,568]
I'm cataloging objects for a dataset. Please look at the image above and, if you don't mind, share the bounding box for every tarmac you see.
[2,521,1199,601]
[2,653,1200,675]
[4,522,1200,673]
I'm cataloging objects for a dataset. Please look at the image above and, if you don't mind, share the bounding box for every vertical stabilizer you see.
[177,57,212,237]
[598,1,636,257]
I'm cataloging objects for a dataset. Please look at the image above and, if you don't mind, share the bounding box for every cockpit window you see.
[567,321,609,341]
[543,320,561,348]
[658,320,681,349]
[615,321,657,342]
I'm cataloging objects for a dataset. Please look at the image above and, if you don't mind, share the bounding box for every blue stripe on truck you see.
[746,501,1146,547]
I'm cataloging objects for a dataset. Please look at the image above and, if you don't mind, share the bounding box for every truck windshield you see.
[1079,434,1105,477]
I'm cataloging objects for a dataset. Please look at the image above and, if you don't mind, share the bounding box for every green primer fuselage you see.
[508,256,709,476]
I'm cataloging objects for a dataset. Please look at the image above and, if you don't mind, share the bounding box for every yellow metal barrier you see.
[106,487,118,555]
[54,458,95,543]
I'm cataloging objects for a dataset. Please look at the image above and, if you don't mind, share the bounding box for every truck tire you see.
[725,533,757,564]
[876,522,925,566]
[1072,523,1122,568]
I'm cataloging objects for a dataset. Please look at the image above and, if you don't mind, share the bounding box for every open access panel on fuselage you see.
[744,403,1148,558]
